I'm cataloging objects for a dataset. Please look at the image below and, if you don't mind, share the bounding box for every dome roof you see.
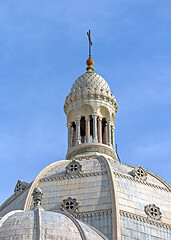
[0,208,107,240]
[71,72,111,93]
[64,71,117,114]
[0,157,171,240]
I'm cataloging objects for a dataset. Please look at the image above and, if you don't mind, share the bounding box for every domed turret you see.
[64,60,118,160]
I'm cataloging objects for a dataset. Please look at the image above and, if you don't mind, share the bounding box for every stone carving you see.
[66,160,83,176]
[14,180,29,195]
[75,209,112,218]
[114,171,170,192]
[120,210,170,229]
[130,166,147,181]
[40,171,107,182]
[32,187,43,208]
[145,204,162,221]
[61,197,80,213]
[71,155,97,161]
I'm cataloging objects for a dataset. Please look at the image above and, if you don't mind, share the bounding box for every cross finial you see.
[86,30,95,72]
[87,30,93,58]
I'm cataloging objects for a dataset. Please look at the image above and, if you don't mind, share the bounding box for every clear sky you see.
[0,0,171,205]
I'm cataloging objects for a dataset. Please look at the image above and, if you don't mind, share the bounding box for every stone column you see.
[107,119,112,147]
[93,114,98,143]
[85,116,90,143]
[67,123,71,149]
[111,125,115,150]
[76,116,81,145]
[98,117,102,144]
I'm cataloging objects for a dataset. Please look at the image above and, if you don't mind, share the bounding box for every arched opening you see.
[90,115,93,143]
[71,122,76,147]
[80,115,94,143]
[102,118,108,144]
[80,116,85,143]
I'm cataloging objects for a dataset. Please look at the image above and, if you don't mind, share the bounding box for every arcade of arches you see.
[67,114,115,149]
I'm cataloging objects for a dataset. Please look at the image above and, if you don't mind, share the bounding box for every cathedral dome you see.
[0,208,107,240]
[0,156,171,240]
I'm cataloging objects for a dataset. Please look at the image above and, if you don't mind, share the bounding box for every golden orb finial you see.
[86,57,95,72]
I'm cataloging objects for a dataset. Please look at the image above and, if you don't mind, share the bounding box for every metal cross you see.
[87,30,93,58]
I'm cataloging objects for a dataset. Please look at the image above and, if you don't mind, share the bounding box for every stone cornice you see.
[40,169,170,193]
[73,209,112,218]
[58,208,171,230]
[71,155,115,162]
[113,171,171,192]
[120,210,171,230]
[64,89,118,115]
[125,164,171,191]
[40,171,107,182]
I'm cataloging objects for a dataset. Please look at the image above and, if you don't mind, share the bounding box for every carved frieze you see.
[120,210,170,229]
[40,171,107,182]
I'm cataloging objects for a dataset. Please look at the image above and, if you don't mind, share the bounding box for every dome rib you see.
[96,156,121,240]
[58,210,108,240]
[56,210,87,240]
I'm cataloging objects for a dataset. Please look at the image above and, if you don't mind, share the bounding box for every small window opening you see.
[137,169,145,178]
[69,162,79,173]
[65,200,75,210]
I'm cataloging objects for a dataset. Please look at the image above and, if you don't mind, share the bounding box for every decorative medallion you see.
[66,160,83,176]
[145,204,162,221]
[130,166,147,181]
[60,197,80,213]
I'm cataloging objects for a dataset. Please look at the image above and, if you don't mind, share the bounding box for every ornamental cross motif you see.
[87,30,93,58]
[130,166,147,181]
[60,197,80,213]
[66,160,83,176]
[145,204,162,221]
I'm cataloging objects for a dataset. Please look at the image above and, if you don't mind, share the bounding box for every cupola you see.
[64,32,118,160]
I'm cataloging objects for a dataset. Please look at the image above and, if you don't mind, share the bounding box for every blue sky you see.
[0,0,171,205]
